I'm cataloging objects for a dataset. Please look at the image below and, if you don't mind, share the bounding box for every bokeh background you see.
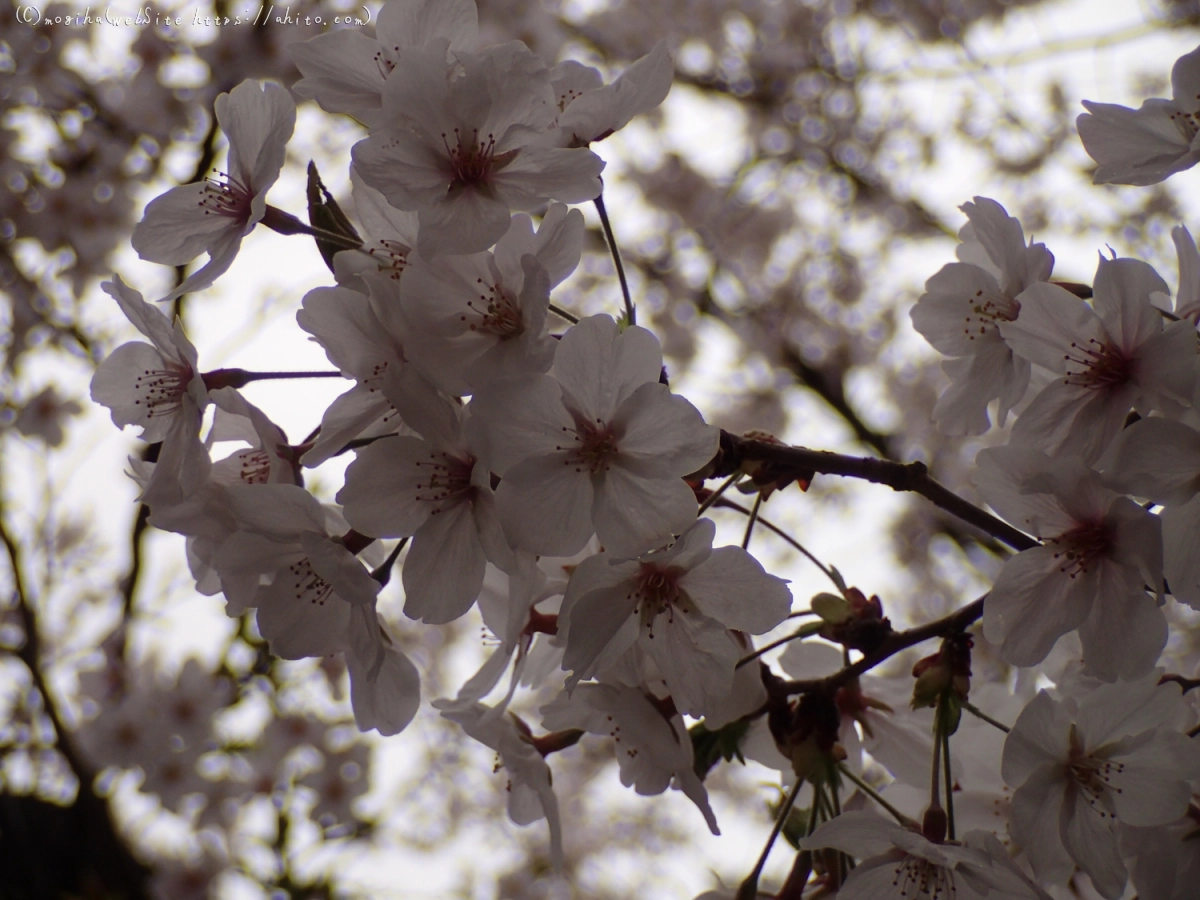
[3,0,1200,896]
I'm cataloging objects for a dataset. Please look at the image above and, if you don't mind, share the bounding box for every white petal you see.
[682,546,791,633]
[401,500,487,624]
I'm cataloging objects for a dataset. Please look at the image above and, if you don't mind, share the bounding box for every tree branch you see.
[711,433,1037,553]
[780,595,986,695]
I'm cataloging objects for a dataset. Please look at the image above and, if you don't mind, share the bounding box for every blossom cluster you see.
[86,2,1200,896]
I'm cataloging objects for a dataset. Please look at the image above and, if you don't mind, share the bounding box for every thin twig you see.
[712,495,839,588]
[594,191,635,326]
[698,473,741,514]
[736,627,815,669]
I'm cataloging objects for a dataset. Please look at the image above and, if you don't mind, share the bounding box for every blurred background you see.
[3,0,1200,896]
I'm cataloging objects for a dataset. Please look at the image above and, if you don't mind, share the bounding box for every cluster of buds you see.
[911,633,973,732]
[811,586,892,653]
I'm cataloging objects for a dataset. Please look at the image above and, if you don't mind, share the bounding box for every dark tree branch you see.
[780,595,986,695]
[711,432,1037,553]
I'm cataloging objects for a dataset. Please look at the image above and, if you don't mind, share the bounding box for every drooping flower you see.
[352,41,604,256]
[1001,674,1200,899]
[132,80,295,301]
[90,276,210,508]
[540,679,720,834]
[1077,45,1200,185]
[435,698,564,868]
[468,314,719,558]
[910,197,1054,435]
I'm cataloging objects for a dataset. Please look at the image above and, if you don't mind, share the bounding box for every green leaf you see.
[689,718,751,780]
[307,161,361,273]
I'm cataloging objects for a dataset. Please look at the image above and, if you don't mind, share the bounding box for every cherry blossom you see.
[1078,44,1200,185]
[1100,416,1200,610]
[909,197,1053,434]
[799,812,1049,900]
[469,314,719,557]
[973,445,1166,680]
[291,0,478,127]
[558,518,791,716]
[295,278,439,466]
[435,699,564,868]
[540,679,719,834]
[545,42,675,148]
[398,203,584,394]
[352,42,605,255]
[999,255,1194,462]
[1001,674,1200,899]
[90,276,210,508]
[337,390,513,624]
[132,80,295,301]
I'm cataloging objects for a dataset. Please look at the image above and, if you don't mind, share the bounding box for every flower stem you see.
[838,763,914,827]
[548,303,579,324]
[962,701,1011,733]
[698,473,741,514]
[941,722,955,841]
[741,491,764,550]
[201,368,343,390]
[594,190,635,327]
[738,776,804,899]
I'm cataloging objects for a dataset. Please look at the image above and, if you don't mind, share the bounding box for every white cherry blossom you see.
[132,80,295,301]
[435,699,564,868]
[1001,674,1200,899]
[399,203,583,394]
[910,197,1053,434]
[90,276,210,508]
[799,812,1049,900]
[290,0,478,127]
[558,518,791,716]
[337,391,513,624]
[1000,255,1195,462]
[974,445,1166,680]
[540,679,719,834]
[469,314,719,557]
[545,42,675,147]
[1078,45,1200,185]
[352,41,605,256]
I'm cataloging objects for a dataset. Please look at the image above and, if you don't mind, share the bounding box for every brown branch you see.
[711,433,1037,553]
[780,595,986,695]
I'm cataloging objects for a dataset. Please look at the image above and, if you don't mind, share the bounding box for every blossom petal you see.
[682,547,791,633]
[401,500,487,624]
